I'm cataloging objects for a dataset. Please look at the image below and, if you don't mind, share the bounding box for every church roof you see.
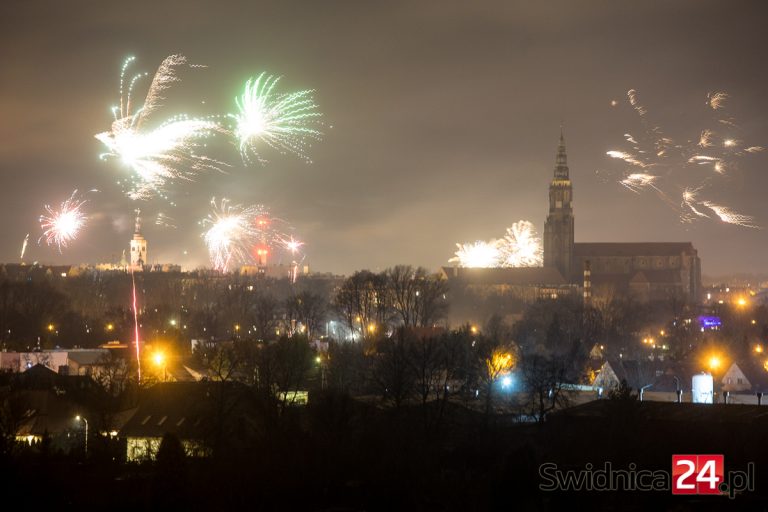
[442,266,567,286]
[574,242,697,257]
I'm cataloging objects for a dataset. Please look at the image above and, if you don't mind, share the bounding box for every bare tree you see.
[285,291,327,339]
[372,331,414,409]
[519,352,571,423]
[333,271,390,338]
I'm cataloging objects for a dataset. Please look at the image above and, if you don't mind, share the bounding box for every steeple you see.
[130,208,147,270]
[543,128,575,281]
[554,127,569,180]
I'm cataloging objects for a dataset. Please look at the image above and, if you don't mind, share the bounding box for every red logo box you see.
[672,454,724,495]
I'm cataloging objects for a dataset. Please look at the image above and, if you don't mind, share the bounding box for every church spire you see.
[554,128,569,180]
[134,208,141,234]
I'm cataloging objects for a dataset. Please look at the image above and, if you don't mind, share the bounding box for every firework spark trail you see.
[607,150,650,169]
[450,221,543,268]
[229,73,322,164]
[39,190,88,252]
[20,234,29,261]
[707,91,728,110]
[131,269,141,383]
[619,173,659,194]
[606,88,763,228]
[96,55,223,200]
[681,187,710,221]
[698,129,713,148]
[155,212,177,229]
[701,201,758,228]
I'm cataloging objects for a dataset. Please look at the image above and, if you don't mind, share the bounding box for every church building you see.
[543,131,701,303]
[444,131,702,305]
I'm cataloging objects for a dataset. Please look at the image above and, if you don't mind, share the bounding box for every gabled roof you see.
[14,364,96,391]
[726,360,768,392]
[441,266,567,286]
[119,381,250,439]
[15,390,83,436]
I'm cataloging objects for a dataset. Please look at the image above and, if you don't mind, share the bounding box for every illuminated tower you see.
[543,130,574,281]
[130,209,147,271]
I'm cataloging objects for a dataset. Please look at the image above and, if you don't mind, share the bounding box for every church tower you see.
[543,130,574,281]
[130,209,147,271]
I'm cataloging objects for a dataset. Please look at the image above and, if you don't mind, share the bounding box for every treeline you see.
[0,264,448,351]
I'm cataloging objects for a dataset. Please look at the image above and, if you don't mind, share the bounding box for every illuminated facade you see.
[129,209,147,271]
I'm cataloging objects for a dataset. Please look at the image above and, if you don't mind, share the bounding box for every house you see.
[119,381,253,461]
[720,361,768,401]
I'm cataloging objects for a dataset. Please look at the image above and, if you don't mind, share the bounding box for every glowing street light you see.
[152,350,168,381]
[75,415,88,456]
[47,324,55,332]
[708,355,722,371]
[105,323,114,332]
[755,344,764,354]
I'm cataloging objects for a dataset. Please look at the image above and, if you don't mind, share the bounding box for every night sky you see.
[2,1,767,276]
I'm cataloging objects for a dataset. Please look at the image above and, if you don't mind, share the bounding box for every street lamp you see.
[75,415,88,456]
[152,351,167,381]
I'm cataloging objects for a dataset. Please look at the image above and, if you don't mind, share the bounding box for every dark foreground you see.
[3,398,768,511]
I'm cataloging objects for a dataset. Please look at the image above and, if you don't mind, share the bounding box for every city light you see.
[487,349,515,380]
[707,355,722,371]
[755,344,764,354]
[106,323,114,331]
[152,351,165,366]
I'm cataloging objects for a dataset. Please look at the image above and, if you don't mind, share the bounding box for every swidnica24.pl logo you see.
[539,455,754,499]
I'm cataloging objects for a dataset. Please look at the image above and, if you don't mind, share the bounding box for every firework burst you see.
[201,199,302,272]
[95,55,222,200]
[201,198,260,272]
[229,73,322,164]
[450,221,543,268]
[39,190,88,252]
[605,89,763,228]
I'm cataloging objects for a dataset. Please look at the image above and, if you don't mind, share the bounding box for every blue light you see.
[699,316,722,328]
